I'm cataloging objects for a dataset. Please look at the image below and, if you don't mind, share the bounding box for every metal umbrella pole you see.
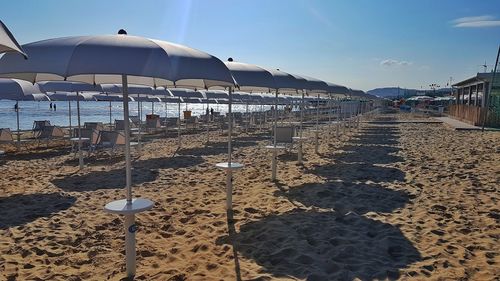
[76,92,84,170]
[206,101,210,145]
[68,100,72,137]
[109,101,112,130]
[314,93,320,154]
[298,90,305,164]
[15,100,20,149]
[177,97,181,148]
[271,90,279,180]
[216,87,243,214]
[104,75,153,278]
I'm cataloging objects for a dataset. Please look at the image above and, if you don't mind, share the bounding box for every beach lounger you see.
[185,116,198,130]
[32,120,51,138]
[94,130,129,154]
[72,128,99,153]
[35,126,66,147]
[84,122,105,131]
[274,126,295,150]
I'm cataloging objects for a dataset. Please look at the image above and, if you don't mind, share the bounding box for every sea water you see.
[0,100,272,131]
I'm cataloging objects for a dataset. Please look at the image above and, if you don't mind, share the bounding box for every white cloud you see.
[380,59,413,67]
[451,15,500,28]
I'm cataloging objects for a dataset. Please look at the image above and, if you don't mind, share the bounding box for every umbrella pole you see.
[336,98,340,138]
[109,101,112,130]
[16,101,20,149]
[206,102,210,145]
[315,93,320,154]
[227,88,233,210]
[272,90,278,181]
[164,98,168,137]
[68,101,72,138]
[76,93,84,170]
[177,98,181,148]
[298,90,304,164]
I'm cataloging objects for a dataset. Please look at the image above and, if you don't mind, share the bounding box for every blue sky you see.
[1,0,500,91]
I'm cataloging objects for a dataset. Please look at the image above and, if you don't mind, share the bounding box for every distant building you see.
[451,72,499,127]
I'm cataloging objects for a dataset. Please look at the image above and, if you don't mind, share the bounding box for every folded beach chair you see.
[84,122,105,131]
[35,125,66,147]
[129,116,141,127]
[185,116,198,131]
[274,126,295,150]
[114,120,125,131]
[94,130,127,154]
[72,128,99,153]
[0,128,32,149]
[32,120,51,138]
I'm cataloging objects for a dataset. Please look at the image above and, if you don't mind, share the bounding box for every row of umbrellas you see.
[0,23,376,278]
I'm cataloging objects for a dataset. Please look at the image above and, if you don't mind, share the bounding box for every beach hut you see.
[0,31,235,278]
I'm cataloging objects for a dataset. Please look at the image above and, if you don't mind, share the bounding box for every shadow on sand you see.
[52,155,204,191]
[177,141,258,157]
[220,115,421,280]
[0,193,76,229]
[220,211,420,280]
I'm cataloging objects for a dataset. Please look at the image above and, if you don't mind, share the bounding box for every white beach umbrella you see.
[0,31,235,278]
[46,91,98,169]
[0,78,48,147]
[0,20,27,58]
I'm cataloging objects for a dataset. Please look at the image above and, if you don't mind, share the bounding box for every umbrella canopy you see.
[326,82,350,95]
[94,93,134,101]
[266,68,304,92]
[47,91,97,101]
[294,74,329,93]
[0,78,48,101]
[101,83,153,95]
[134,95,161,102]
[38,81,102,93]
[0,21,27,58]
[169,88,204,98]
[200,89,229,99]
[224,60,275,92]
[0,34,235,88]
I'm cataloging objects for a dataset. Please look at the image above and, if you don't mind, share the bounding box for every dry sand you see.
[0,112,499,280]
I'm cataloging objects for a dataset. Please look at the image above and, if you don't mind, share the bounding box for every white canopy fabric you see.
[0,34,235,88]
[47,91,97,101]
[294,74,329,93]
[168,88,204,98]
[224,61,275,92]
[101,83,154,95]
[200,89,229,99]
[0,21,27,58]
[134,95,161,102]
[326,82,350,95]
[0,78,48,101]
[266,68,303,92]
[94,93,134,101]
[37,81,102,93]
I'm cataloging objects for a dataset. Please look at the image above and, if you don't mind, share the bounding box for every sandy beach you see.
[0,112,499,280]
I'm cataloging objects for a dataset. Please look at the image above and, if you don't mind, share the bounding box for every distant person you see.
[14,103,18,111]
[53,103,57,111]
[50,102,53,110]
[210,107,214,116]
[206,107,209,116]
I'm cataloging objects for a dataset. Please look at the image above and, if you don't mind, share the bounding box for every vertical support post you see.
[68,101,72,137]
[272,90,278,181]
[315,93,319,154]
[76,93,84,170]
[16,101,20,149]
[122,75,132,203]
[109,101,112,130]
[226,87,233,211]
[298,90,304,164]
[124,214,136,278]
[206,102,210,145]
[177,98,181,148]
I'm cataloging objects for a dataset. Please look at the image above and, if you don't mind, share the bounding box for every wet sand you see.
[0,112,499,280]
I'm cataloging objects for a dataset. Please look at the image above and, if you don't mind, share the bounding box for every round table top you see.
[215,162,244,170]
[265,145,286,150]
[104,198,154,215]
[70,137,90,142]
